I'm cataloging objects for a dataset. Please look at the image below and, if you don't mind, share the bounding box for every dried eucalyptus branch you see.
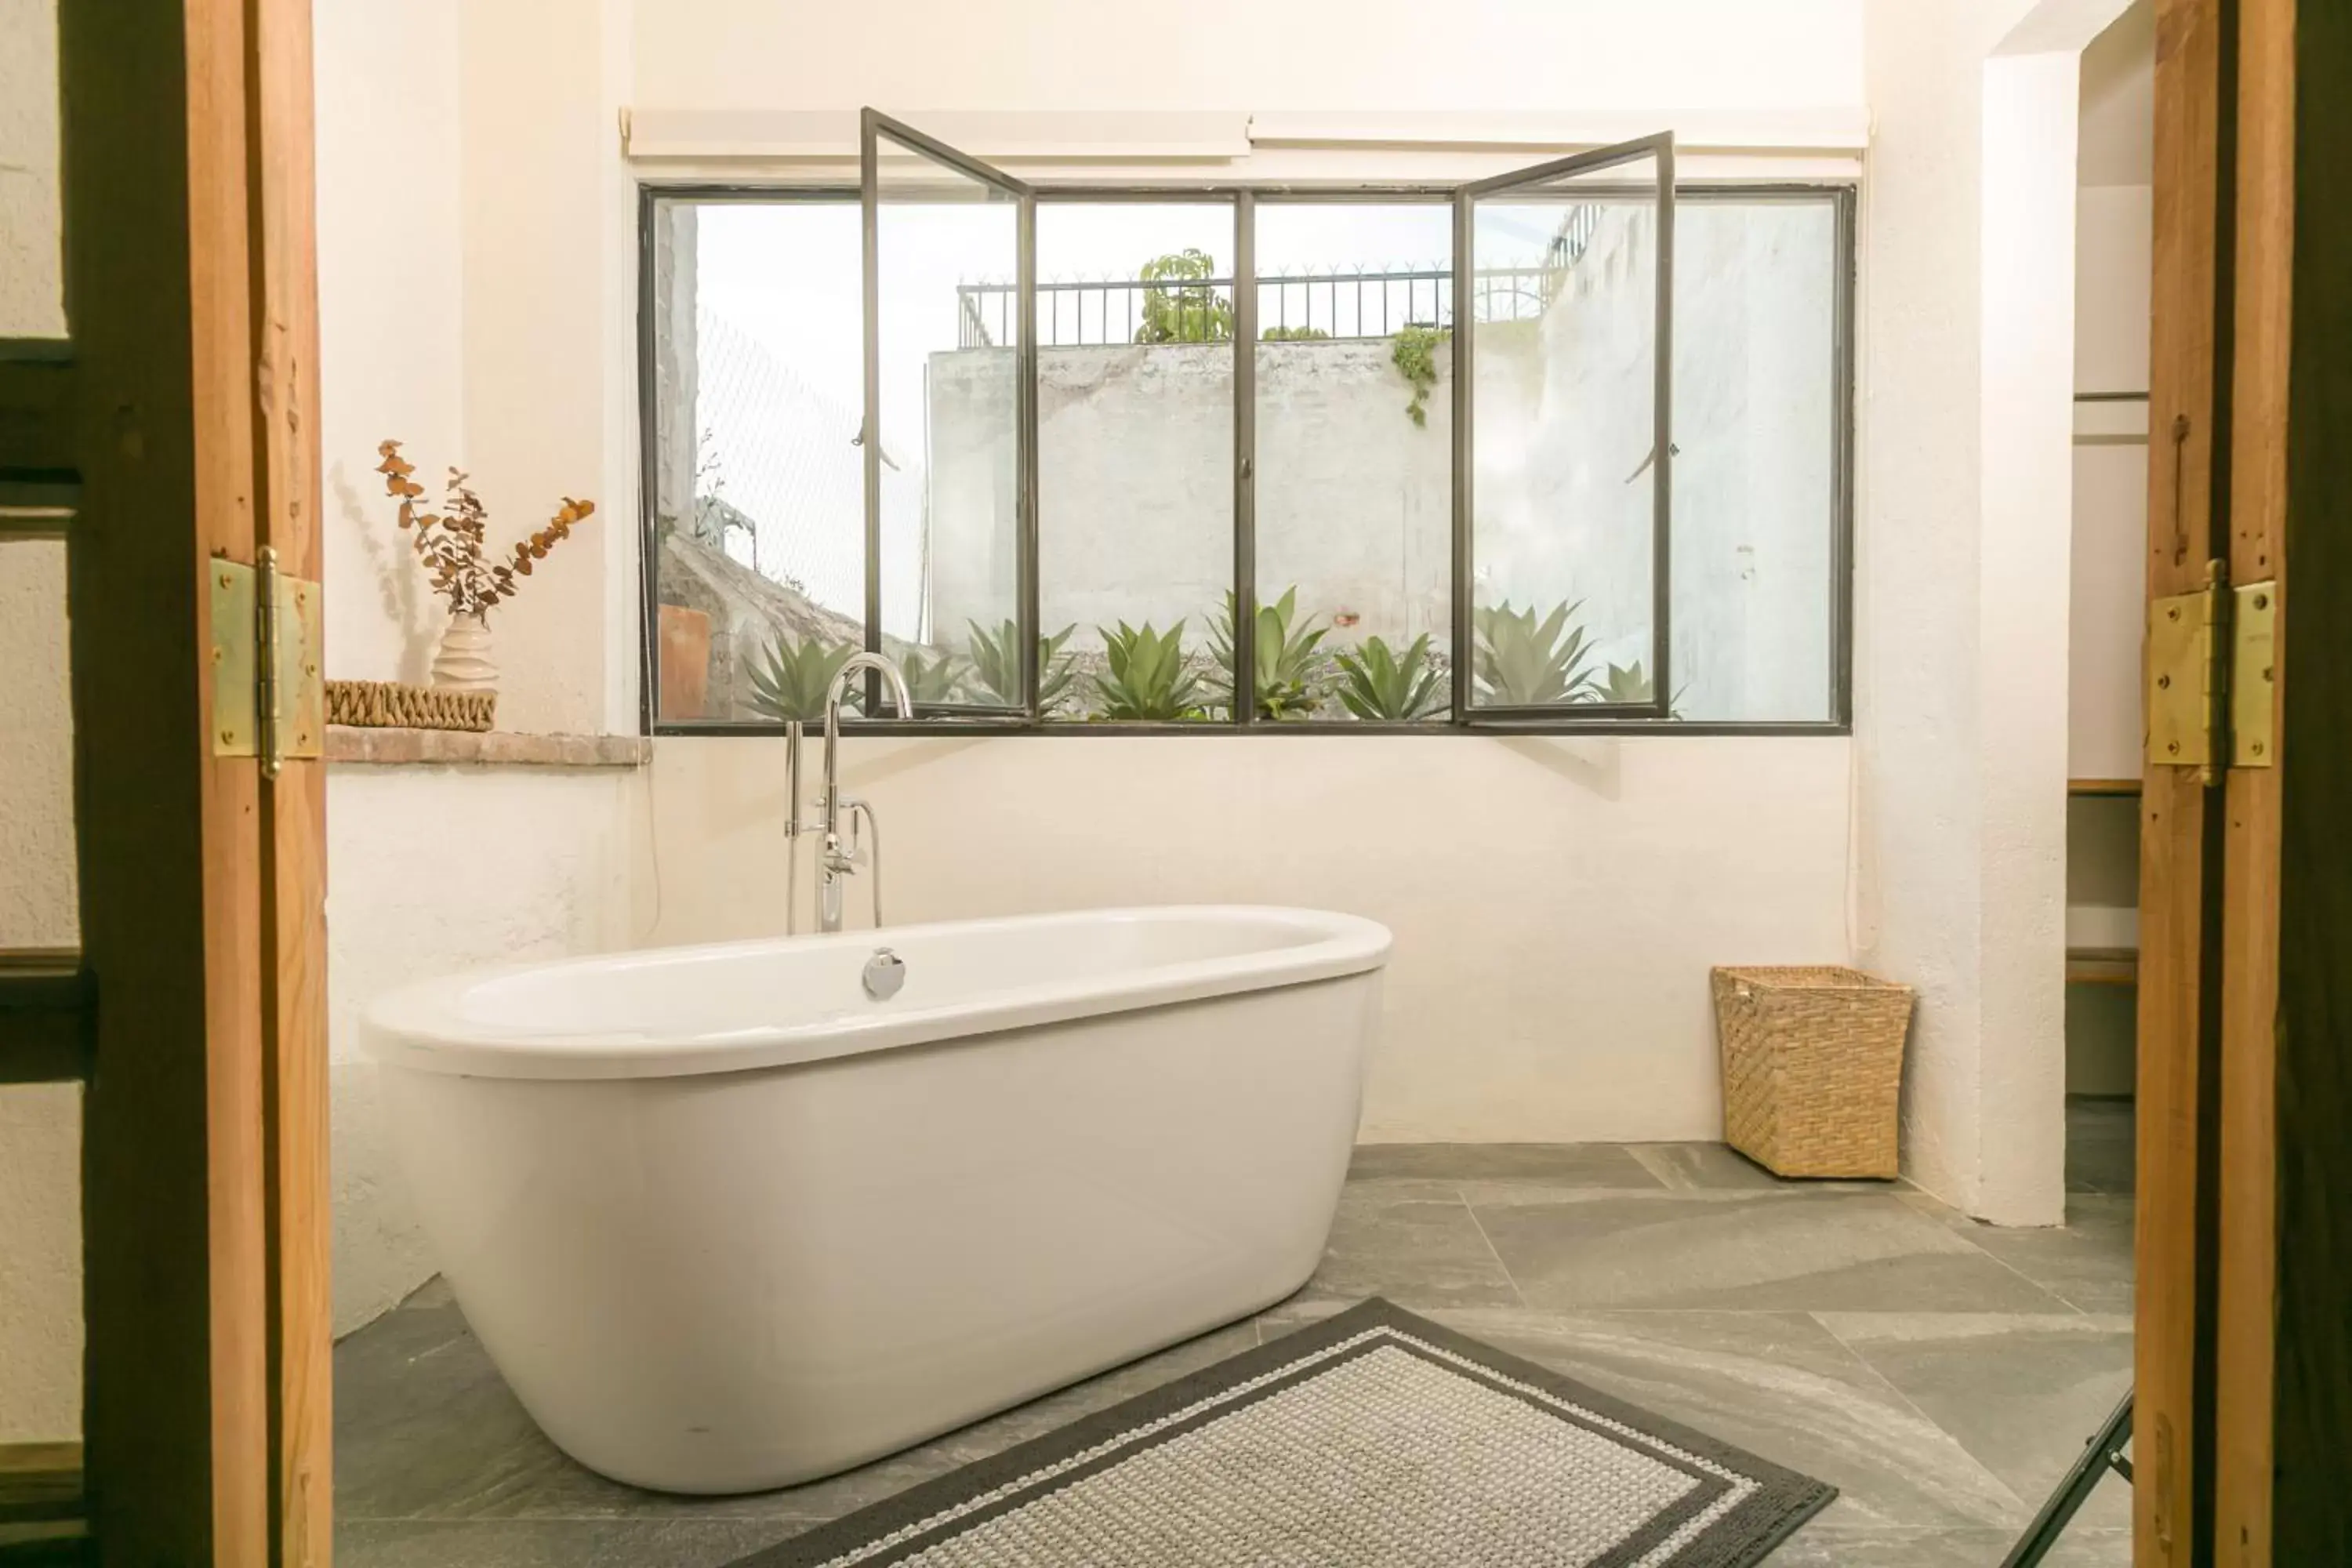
[376,438,597,619]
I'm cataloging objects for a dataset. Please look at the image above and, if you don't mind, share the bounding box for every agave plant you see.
[965,619,1079,713]
[1333,633,1446,721]
[1092,620,1207,721]
[1593,658,1690,717]
[747,635,862,723]
[893,648,961,713]
[1595,660,1654,705]
[1472,601,1601,707]
[1207,586,1332,720]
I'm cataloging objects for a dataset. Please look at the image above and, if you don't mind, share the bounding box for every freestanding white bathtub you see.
[365,905,1390,1495]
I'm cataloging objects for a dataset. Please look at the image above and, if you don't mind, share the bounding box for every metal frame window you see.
[637,122,1855,739]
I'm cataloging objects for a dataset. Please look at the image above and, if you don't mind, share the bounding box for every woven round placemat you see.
[326,679,497,732]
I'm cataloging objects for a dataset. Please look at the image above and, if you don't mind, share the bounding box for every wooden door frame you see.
[2138,2,2230,1558]
[2146,1,2352,1561]
[0,0,332,1562]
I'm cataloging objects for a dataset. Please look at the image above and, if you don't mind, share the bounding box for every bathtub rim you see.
[364,903,1391,1083]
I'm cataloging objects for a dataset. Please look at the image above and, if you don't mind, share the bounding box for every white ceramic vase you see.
[431,611,498,692]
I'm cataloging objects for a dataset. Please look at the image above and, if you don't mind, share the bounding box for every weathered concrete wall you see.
[924,201,1835,720]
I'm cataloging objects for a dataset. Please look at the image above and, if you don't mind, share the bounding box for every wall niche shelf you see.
[325,728,651,769]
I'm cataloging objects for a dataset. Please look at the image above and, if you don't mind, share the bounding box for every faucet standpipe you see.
[790,652,913,935]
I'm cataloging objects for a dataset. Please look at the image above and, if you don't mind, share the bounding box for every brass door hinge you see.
[2229,579,2276,768]
[209,546,323,776]
[2145,560,2277,780]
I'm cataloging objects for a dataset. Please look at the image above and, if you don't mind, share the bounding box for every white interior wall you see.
[1973,35,2086,1225]
[632,2,1865,127]
[1853,0,2123,1225]
[2066,0,2154,1095]
[615,0,1870,1149]
[644,735,1853,1142]
[0,0,2122,1389]
[0,0,82,1444]
[315,0,653,1332]
[322,0,2087,1208]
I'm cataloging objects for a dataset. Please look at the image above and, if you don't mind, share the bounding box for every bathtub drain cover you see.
[735,1298,1833,1568]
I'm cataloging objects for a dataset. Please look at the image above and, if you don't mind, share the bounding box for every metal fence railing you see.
[956,261,1581,349]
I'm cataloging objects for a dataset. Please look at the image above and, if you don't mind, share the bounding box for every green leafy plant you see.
[747,635,861,723]
[1594,659,1690,718]
[1472,601,1601,707]
[1333,633,1447,721]
[1596,661,1653,704]
[1207,586,1332,720]
[895,648,960,711]
[1260,324,1331,341]
[1134,250,1234,344]
[966,619,1079,713]
[1390,325,1450,427]
[1091,620,1207,720]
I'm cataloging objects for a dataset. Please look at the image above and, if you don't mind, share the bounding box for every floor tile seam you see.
[1801,1308,2036,1523]
[1937,1225,2096,1319]
[1454,1185,1530,1309]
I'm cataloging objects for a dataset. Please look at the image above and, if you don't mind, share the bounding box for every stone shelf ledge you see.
[325,728,651,769]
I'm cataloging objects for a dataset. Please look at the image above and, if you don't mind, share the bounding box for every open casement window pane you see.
[862,111,1034,720]
[1460,135,1673,719]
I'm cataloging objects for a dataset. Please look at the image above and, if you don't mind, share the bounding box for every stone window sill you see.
[324,728,650,769]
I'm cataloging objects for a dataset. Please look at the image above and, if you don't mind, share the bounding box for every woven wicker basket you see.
[325,679,497,733]
[1711,966,1915,1178]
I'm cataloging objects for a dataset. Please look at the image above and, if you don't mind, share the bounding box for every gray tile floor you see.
[335,1100,2136,1567]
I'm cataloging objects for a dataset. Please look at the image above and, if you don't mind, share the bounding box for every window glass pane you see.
[0,0,67,338]
[874,137,1022,716]
[1469,150,1664,711]
[1035,202,1233,722]
[1253,202,1454,722]
[649,198,869,724]
[1668,197,1838,722]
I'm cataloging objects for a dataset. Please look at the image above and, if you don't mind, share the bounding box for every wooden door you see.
[2142,0,2352,1563]
[0,0,332,1563]
[2208,0,2352,1563]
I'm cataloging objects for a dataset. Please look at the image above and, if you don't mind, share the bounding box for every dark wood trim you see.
[2138,2,2233,1563]
[0,357,78,495]
[0,951,91,1084]
[0,1440,87,1566]
[2067,947,2141,987]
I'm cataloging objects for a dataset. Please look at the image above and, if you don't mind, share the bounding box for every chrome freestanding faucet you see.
[781,651,913,935]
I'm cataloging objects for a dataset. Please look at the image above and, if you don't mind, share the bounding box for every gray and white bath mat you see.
[737,1298,1834,1567]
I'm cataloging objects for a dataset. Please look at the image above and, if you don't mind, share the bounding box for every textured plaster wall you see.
[1854,0,2126,1224]
[642,734,1854,1143]
[0,543,82,1441]
[316,0,652,1332]
[325,768,638,1332]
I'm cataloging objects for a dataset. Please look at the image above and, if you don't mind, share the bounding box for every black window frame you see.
[636,172,1856,739]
